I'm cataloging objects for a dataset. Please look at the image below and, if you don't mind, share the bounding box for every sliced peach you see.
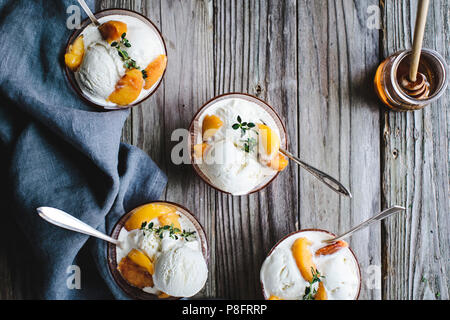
[127,249,154,275]
[98,20,127,43]
[194,143,209,159]
[108,69,143,106]
[143,54,167,90]
[292,238,328,300]
[315,283,328,300]
[117,256,153,289]
[202,115,224,140]
[125,203,177,231]
[64,35,84,71]
[315,240,348,256]
[267,153,289,171]
[158,292,171,299]
[268,295,283,300]
[257,124,280,159]
[291,238,316,282]
[158,211,181,230]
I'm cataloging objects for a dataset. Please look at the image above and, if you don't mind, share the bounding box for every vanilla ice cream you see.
[197,98,282,195]
[116,211,208,297]
[153,246,208,297]
[260,230,360,300]
[75,42,123,101]
[75,15,165,107]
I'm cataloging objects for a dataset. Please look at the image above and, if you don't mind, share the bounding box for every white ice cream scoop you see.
[75,43,124,100]
[153,246,208,297]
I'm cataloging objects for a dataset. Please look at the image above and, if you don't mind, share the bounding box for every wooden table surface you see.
[0,0,448,300]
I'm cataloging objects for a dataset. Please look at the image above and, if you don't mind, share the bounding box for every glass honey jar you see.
[374,48,448,111]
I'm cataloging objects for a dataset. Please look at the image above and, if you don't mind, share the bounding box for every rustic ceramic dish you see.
[260,229,361,300]
[64,8,168,110]
[188,93,288,195]
[107,201,208,300]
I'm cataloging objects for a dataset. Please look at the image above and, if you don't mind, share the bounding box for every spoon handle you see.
[37,207,121,247]
[279,148,352,198]
[323,206,406,244]
[77,0,100,26]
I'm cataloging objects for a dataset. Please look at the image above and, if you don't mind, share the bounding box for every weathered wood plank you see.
[99,0,383,299]
[297,0,382,300]
[99,0,216,298]
[381,0,449,300]
[212,0,300,299]
[157,0,216,298]
[3,0,448,301]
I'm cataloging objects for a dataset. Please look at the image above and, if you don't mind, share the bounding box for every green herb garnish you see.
[232,116,256,137]
[111,33,148,79]
[180,230,196,241]
[302,268,325,300]
[242,137,257,153]
[140,222,197,241]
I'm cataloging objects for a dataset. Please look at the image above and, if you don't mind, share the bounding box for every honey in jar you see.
[374,48,448,111]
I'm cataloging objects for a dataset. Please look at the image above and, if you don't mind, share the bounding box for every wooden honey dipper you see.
[399,0,431,99]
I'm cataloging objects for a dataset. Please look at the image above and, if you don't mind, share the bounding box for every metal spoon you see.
[279,148,352,198]
[257,118,351,198]
[77,0,100,26]
[37,207,122,248]
[322,205,406,244]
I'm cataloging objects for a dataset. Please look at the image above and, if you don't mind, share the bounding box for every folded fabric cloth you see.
[0,0,167,299]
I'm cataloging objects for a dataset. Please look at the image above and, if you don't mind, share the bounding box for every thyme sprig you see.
[111,33,148,79]
[242,137,257,153]
[232,116,256,138]
[140,221,197,241]
[302,268,325,300]
[232,116,258,153]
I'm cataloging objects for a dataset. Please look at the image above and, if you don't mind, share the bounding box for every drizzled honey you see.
[397,60,432,99]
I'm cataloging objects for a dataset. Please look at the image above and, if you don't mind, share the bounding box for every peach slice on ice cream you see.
[158,211,181,230]
[118,255,153,289]
[64,35,84,71]
[267,153,289,172]
[143,54,167,90]
[125,203,177,231]
[291,238,315,282]
[315,240,348,256]
[127,249,154,275]
[202,115,224,140]
[158,292,171,299]
[108,69,144,106]
[257,124,280,159]
[315,283,327,300]
[291,237,328,300]
[98,20,127,43]
[194,143,209,159]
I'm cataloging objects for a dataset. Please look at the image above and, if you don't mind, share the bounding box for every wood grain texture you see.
[297,0,382,300]
[212,0,299,299]
[381,0,449,300]
[99,0,217,298]
[0,0,448,300]
[101,0,382,299]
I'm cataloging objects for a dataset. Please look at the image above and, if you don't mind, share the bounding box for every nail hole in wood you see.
[392,149,399,159]
[255,84,263,96]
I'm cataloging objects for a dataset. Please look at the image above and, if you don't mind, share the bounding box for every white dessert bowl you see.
[189,93,288,196]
